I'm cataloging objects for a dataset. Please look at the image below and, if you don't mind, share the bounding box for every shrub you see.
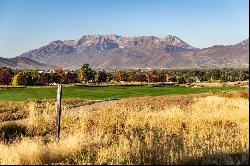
[12,71,38,86]
[0,123,27,143]
[0,67,14,85]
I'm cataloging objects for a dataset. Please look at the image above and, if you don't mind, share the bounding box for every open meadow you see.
[0,87,249,164]
[0,83,246,101]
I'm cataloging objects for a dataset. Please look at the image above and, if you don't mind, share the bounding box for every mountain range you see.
[0,57,51,69]
[0,34,249,69]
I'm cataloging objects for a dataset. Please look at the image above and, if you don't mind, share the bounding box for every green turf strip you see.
[0,85,245,101]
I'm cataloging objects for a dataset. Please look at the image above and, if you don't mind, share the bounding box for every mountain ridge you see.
[1,34,248,69]
[0,57,54,70]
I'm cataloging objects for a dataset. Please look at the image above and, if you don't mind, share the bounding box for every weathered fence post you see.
[56,84,62,140]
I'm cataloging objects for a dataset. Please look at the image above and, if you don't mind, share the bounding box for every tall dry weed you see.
[0,93,248,164]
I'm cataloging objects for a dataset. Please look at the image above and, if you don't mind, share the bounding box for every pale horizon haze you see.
[0,0,249,58]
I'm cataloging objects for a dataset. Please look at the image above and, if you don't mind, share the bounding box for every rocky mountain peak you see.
[16,34,248,70]
[162,35,194,49]
[73,34,194,50]
[76,34,120,50]
[64,40,78,47]
[49,40,64,45]
[237,38,249,46]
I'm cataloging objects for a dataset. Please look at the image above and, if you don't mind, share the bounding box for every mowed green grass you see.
[0,84,246,101]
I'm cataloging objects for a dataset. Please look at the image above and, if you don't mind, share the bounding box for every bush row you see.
[0,64,248,86]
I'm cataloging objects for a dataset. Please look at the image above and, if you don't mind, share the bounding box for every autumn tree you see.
[55,66,65,83]
[35,73,52,86]
[78,64,94,82]
[114,70,128,82]
[157,70,166,82]
[95,70,107,83]
[61,72,78,84]
[106,72,114,82]
[12,71,26,86]
[12,71,38,86]
[134,71,147,82]
[0,67,14,85]
[176,76,186,84]
[146,69,158,82]
[127,70,136,82]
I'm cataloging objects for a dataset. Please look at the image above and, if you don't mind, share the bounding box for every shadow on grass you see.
[0,122,28,143]
[180,151,249,165]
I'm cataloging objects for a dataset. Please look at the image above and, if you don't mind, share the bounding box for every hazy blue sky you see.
[0,0,249,58]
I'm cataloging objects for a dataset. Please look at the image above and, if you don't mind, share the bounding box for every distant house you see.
[49,82,57,86]
[38,70,53,74]
[194,76,201,82]
[186,76,201,83]
[38,70,44,73]
[49,70,56,73]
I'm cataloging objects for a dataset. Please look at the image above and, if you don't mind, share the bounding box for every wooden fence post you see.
[56,84,62,140]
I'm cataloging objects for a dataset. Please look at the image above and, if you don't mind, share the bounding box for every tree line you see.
[0,64,248,86]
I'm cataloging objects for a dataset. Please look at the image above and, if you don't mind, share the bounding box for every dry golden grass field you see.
[0,90,249,165]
